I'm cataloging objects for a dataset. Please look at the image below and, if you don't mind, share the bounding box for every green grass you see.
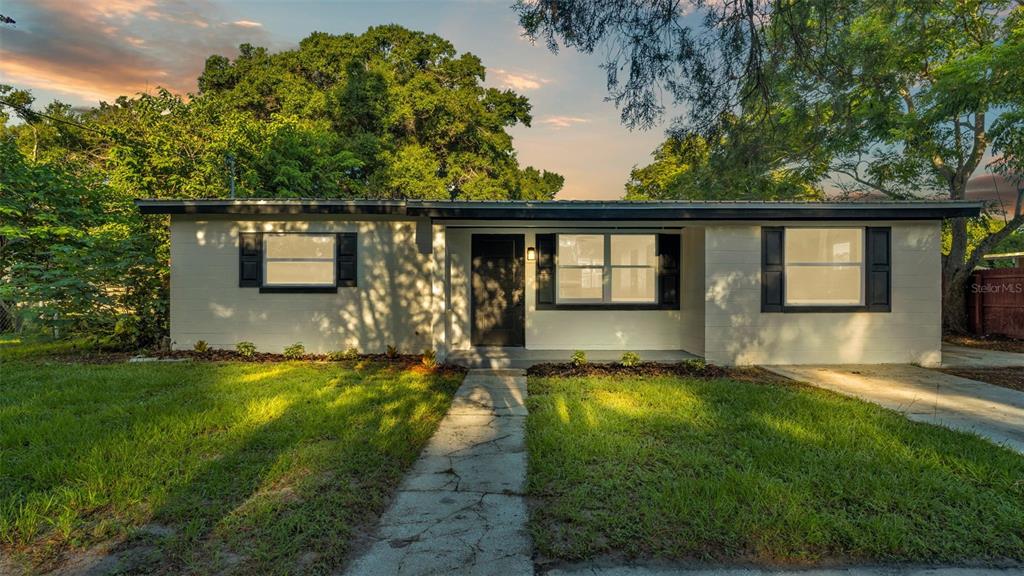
[0,351,463,574]
[0,336,107,361]
[527,374,1024,565]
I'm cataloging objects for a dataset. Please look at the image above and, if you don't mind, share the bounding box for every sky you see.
[0,0,672,200]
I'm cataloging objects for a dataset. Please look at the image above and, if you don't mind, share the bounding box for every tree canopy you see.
[518,0,1024,330]
[0,25,562,344]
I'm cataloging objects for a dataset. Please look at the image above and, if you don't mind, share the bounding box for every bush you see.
[570,350,587,367]
[680,358,708,372]
[283,343,305,359]
[421,348,437,369]
[193,340,209,353]
[235,341,256,357]
[620,351,641,367]
[386,344,399,359]
[328,347,359,362]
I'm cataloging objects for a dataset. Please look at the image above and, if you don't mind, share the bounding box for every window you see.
[784,228,863,305]
[557,234,657,303]
[263,234,335,287]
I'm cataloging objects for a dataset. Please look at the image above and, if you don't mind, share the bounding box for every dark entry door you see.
[471,234,525,347]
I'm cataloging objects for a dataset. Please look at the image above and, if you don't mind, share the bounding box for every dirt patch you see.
[939,367,1024,392]
[945,334,1024,354]
[527,360,728,379]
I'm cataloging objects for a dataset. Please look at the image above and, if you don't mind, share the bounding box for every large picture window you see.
[783,228,864,306]
[557,234,657,303]
[263,234,336,287]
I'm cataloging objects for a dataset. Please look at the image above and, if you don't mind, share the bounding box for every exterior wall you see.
[446,225,703,351]
[169,216,432,354]
[703,221,942,366]
[680,227,706,356]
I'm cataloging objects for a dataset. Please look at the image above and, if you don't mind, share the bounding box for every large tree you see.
[516,0,1024,331]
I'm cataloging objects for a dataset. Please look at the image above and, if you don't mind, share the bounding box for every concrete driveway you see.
[765,364,1024,454]
[941,343,1024,368]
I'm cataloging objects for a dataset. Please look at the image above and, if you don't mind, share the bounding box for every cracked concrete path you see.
[343,368,532,576]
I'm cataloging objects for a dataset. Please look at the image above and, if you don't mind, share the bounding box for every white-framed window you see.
[557,233,657,303]
[784,227,864,306]
[263,234,336,287]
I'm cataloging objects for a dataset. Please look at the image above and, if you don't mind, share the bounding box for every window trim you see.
[260,232,338,293]
[763,226,890,314]
[552,232,660,307]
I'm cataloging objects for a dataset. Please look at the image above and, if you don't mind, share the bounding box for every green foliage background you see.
[0,25,563,346]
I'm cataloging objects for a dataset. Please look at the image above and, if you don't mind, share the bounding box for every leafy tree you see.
[0,139,166,344]
[516,0,1024,331]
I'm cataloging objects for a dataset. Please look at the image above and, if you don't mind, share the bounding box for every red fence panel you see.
[968,269,1024,339]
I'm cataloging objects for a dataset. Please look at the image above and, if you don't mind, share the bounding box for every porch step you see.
[446,348,701,369]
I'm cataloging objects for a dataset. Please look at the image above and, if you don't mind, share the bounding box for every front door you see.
[471,234,525,347]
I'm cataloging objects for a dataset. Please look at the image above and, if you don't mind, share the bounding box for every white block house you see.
[136,199,980,366]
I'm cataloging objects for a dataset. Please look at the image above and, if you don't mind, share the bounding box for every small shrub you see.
[620,351,641,367]
[680,358,707,372]
[421,348,437,369]
[386,344,398,359]
[283,343,305,359]
[235,341,256,357]
[328,347,359,362]
[570,350,587,367]
[193,340,209,353]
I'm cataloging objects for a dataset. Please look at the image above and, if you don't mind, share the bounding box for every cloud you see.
[489,68,549,92]
[0,0,272,103]
[537,115,591,129]
[232,20,263,28]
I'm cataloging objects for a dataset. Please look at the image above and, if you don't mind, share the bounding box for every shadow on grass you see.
[1,360,462,575]
[526,374,1024,566]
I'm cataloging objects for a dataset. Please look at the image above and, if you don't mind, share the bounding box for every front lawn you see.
[527,373,1024,566]
[0,353,463,574]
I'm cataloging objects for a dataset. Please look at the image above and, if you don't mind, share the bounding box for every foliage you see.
[193,340,209,353]
[0,25,561,347]
[516,0,1024,331]
[680,358,707,372]
[327,347,360,362]
[526,373,1024,562]
[570,350,587,367]
[386,344,399,359]
[619,351,641,367]
[421,348,437,369]
[283,342,305,359]
[0,140,167,346]
[626,130,822,201]
[0,356,463,573]
[235,341,256,357]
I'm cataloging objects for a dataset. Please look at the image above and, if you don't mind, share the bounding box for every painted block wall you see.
[702,221,943,366]
[445,226,702,351]
[169,216,433,354]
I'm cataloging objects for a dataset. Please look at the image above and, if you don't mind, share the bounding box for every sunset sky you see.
[0,0,677,200]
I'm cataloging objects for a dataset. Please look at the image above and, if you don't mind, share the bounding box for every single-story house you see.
[136,199,981,366]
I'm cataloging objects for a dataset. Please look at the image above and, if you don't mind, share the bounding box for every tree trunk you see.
[942,265,971,334]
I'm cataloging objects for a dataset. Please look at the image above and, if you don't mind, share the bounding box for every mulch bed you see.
[527,360,728,378]
[939,367,1024,393]
[945,334,1024,354]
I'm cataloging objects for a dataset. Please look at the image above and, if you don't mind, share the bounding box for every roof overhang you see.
[135,199,983,220]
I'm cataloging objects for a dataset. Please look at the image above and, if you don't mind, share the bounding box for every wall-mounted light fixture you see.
[526,247,537,261]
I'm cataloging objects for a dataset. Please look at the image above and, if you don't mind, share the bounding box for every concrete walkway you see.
[344,369,532,576]
[546,566,1021,576]
[942,344,1024,368]
[765,364,1024,454]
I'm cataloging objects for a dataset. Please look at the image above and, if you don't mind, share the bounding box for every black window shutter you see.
[535,233,556,305]
[239,232,262,287]
[865,227,891,312]
[762,227,784,312]
[336,232,357,287]
[657,234,681,308]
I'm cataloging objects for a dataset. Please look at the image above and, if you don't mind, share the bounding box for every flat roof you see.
[135,198,983,220]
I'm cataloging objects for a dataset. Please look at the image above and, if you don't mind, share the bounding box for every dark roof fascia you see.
[134,199,983,220]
